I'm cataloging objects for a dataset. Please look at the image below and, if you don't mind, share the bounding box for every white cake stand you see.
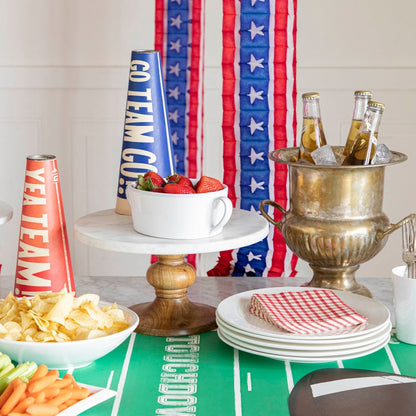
[74,208,269,336]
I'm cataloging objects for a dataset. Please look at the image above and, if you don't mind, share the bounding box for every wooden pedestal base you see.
[130,254,217,336]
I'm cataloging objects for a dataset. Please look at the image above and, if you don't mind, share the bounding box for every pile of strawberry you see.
[136,171,224,194]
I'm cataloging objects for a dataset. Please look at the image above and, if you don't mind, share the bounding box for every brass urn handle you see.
[376,213,416,242]
[259,200,286,231]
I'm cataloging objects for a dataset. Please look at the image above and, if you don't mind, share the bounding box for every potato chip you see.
[0,303,18,325]
[44,292,74,324]
[0,324,8,335]
[3,321,22,340]
[82,302,113,329]
[69,310,99,329]
[0,291,130,342]
[86,329,111,339]
[19,311,34,331]
[105,307,129,323]
[28,311,51,332]
[74,293,100,307]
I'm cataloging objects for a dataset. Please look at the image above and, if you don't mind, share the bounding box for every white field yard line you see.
[111,333,136,416]
[286,359,343,394]
[384,344,401,374]
[285,361,294,393]
[246,372,252,392]
[234,348,242,416]
[107,370,115,389]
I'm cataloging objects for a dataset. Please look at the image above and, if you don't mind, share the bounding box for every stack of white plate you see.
[216,287,392,363]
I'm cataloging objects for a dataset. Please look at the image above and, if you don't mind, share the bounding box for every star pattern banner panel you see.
[155,0,205,269]
[155,0,205,180]
[209,0,298,277]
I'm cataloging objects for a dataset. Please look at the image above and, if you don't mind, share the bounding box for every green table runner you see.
[71,331,416,416]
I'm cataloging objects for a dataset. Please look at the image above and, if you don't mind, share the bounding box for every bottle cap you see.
[302,92,320,100]
[354,90,373,97]
[368,101,385,112]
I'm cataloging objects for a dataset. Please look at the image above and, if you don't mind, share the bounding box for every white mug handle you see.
[210,197,233,235]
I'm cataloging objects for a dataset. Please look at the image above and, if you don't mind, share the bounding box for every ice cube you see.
[311,145,338,166]
[372,143,392,164]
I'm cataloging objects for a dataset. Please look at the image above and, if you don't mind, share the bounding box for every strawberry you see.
[152,187,165,193]
[177,176,194,188]
[136,171,165,191]
[144,171,165,187]
[195,176,224,193]
[136,175,154,191]
[163,183,196,194]
[166,173,194,189]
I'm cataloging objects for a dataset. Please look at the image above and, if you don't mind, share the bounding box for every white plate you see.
[216,287,390,341]
[218,325,392,358]
[217,329,391,363]
[216,314,392,348]
[217,318,392,351]
[0,304,139,369]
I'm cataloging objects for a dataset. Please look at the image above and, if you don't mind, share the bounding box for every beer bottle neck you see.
[303,99,321,120]
[352,96,370,121]
[360,109,383,135]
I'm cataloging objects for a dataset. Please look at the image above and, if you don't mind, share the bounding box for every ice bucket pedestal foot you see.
[305,265,371,297]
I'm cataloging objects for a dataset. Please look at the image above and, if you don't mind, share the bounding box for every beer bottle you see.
[343,90,373,156]
[299,92,327,163]
[342,101,385,166]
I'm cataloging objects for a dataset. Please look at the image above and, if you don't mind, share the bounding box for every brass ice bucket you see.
[260,146,412,297]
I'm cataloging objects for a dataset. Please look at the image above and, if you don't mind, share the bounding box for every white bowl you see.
[126,180,233,239]
[0,304,139,369]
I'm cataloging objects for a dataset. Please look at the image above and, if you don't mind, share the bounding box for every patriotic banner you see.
[209,0,298,277]
[155,0,205,179]
[154,0,205,269]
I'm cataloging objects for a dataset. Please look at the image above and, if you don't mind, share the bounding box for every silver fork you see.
[402,217,416,278]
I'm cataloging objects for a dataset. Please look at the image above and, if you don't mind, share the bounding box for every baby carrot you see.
[28,365,48,384]
[68,386,89,400]
[47,390,72,407]
[62,373,75,384]
[0,380,15,408]
[61,398,77,408]
[33,391,46,404]
[26,403,59,416]
[41,387,60,399]
[10,395,35,413]
[48,377,72,389]
[28,372,59,394]
[1,378,27,415]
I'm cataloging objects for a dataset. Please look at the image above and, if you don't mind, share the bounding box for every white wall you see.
[296,1,416,278]
[0,0,415,280]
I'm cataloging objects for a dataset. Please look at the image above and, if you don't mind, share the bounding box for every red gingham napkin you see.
[248,290,368,334]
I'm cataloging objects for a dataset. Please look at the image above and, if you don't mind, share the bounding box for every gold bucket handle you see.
[376,213,416,242]
[259,200,286,231]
